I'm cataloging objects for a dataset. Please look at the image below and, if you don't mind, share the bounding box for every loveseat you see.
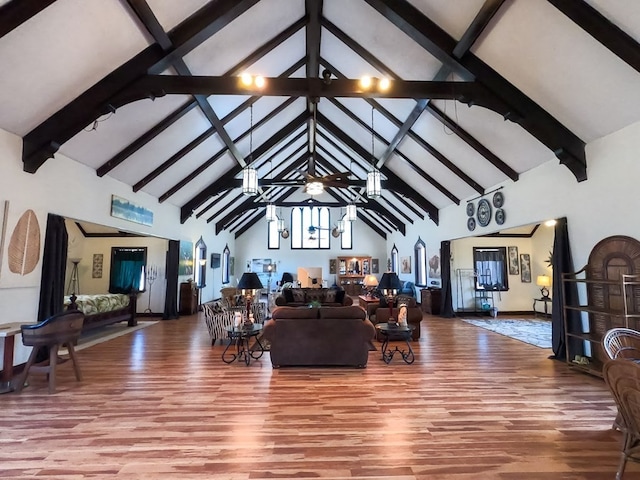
[262,305,375,368]
[274,287,353,307]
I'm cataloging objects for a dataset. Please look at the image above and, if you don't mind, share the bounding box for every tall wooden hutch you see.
[337,255,372,296]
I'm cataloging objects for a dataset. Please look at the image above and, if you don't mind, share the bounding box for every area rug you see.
[71,320,158,352]
[461,318,552,349]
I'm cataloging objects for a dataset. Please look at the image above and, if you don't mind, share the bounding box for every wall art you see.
[508,246,519,275]
[110,194,153,226]
[371,258,379,274]
[92,253,103,278]
[178,240,193,276]
[401,256,411,274]
[520,253,531,283]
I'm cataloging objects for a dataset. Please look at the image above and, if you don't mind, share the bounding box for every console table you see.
[358,295,379,318]
[533,297,552,318]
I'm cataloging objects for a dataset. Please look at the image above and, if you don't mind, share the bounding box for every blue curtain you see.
[110,249,144,294]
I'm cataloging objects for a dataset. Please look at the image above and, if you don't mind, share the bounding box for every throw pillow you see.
[211,301,224,314]
[306,290,325,304]
[335,289,345,304]
[233,294,245,307]
[324,289,337,303]
[283,288,294,303]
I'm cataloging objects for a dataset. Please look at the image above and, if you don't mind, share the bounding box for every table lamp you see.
[363,274,378,296]
[378,272,402,323]
[237,272,263,327]
[536,275,551,299]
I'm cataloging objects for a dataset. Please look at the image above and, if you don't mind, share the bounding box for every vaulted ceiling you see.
[1,0,639,239]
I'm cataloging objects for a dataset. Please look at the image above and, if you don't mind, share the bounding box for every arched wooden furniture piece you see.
[15,310,85,394]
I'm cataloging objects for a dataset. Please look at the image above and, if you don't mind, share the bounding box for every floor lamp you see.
[67,257,81,299]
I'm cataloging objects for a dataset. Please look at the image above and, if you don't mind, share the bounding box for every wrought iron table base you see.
[380,335,415,364]
[222,331,264,366]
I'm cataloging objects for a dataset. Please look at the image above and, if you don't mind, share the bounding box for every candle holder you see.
[144,265,159,314]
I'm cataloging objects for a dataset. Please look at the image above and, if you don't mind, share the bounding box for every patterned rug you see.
[73,321,158,351]
[461,318,552,349]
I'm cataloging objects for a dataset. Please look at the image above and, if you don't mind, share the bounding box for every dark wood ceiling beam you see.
[317,112,438,223]
[367,0,587,181]
[305,0,323,81]
[97,100,197,177]
[138,96,298,193]
[0,0,57,39]
[548,0,640,74]
[22,0,259,173]
[216,187,295,234]
[452,0,506,58]
[109,75,514,112]
[324,190,389,238]
[327,97,461,203]
[181,111,309,223]
[149,0,261,74]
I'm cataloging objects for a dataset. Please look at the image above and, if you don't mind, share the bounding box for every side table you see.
[222,324,264,366]
[358,295,380,319]
[375,322,416,364]
[533,297,552,318]
[0,322,24,393]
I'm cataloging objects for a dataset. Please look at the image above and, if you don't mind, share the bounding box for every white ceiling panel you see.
[145,0,211,32]
[406,0,491,41]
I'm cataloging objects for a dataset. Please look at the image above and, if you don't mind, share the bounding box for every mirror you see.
[222,244,230,284]
[194,236,207,288]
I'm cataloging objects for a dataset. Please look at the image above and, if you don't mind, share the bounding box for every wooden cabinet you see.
[420,288,442,315]
[180,281,198,315]
[337,255,371,296]
[562,269,640,377]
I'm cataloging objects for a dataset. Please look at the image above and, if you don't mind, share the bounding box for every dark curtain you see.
[37,214,68,322]
[440,240,455,318]
[163,240,179,320]
[551,217,582,360]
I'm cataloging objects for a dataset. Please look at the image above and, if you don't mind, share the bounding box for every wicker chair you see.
[15,310,85,394]
[603,328,640,431]
[604,328,640,360]
[603,358,640,479]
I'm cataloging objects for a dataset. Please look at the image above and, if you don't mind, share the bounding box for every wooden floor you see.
[0,312,633,479]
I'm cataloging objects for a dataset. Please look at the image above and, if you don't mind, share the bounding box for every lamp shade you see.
[237,272,263,291]
[536,275,551,287]
[378,272,401,293]
[363,274,379,288]
[345,203,357,221]
[265,203,277,221]
[242,166,258,195]
[366,169,381,198]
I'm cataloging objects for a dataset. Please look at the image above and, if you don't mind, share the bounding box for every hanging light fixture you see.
[276,216,285,232]
[265,159,276,220]
[337,219,345,233]
[367,106,381,199]
[346,203,357,221]
[242,104,258,196]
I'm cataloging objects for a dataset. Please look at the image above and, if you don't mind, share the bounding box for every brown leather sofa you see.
[262,305,375,368]
[371,296,422,340]
[274,287,353,307]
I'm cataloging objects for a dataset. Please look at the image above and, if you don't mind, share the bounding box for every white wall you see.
[0,127,234,367]
[385,120,640,311]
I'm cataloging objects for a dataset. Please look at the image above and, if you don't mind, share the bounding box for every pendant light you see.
[265,159,277,221]
[366,106,381,199]
[242,104,258,196]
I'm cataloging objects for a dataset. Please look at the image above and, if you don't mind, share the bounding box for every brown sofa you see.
[274,287,353,307]
[371,296,422,340]
[262,305,375,368]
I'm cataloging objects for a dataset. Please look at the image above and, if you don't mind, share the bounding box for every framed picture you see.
[520,253,531,283]
[92,253,103,278]
[210,253,221,269]
[329,259,337,274]
[371,258,379,274]
[110,194,153,226]
[178,240,193,276]
[508,246,519,275]
[401,256,411,274]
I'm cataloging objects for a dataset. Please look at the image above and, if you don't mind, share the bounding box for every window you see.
[473,247,509,291]
[391,244,398,273]
[340,214,352,249]
[414,237,427,286]
[291,206,330,249]
[268,219,280,249]
[109,247,147,294]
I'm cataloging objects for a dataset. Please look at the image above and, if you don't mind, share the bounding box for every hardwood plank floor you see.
[0,313,633,479]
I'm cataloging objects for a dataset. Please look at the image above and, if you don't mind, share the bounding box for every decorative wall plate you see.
[476,199,492,227]
[493,191,504,208]
[466,202,475,217]
[467,217,476,231]
[495,208,506,225]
